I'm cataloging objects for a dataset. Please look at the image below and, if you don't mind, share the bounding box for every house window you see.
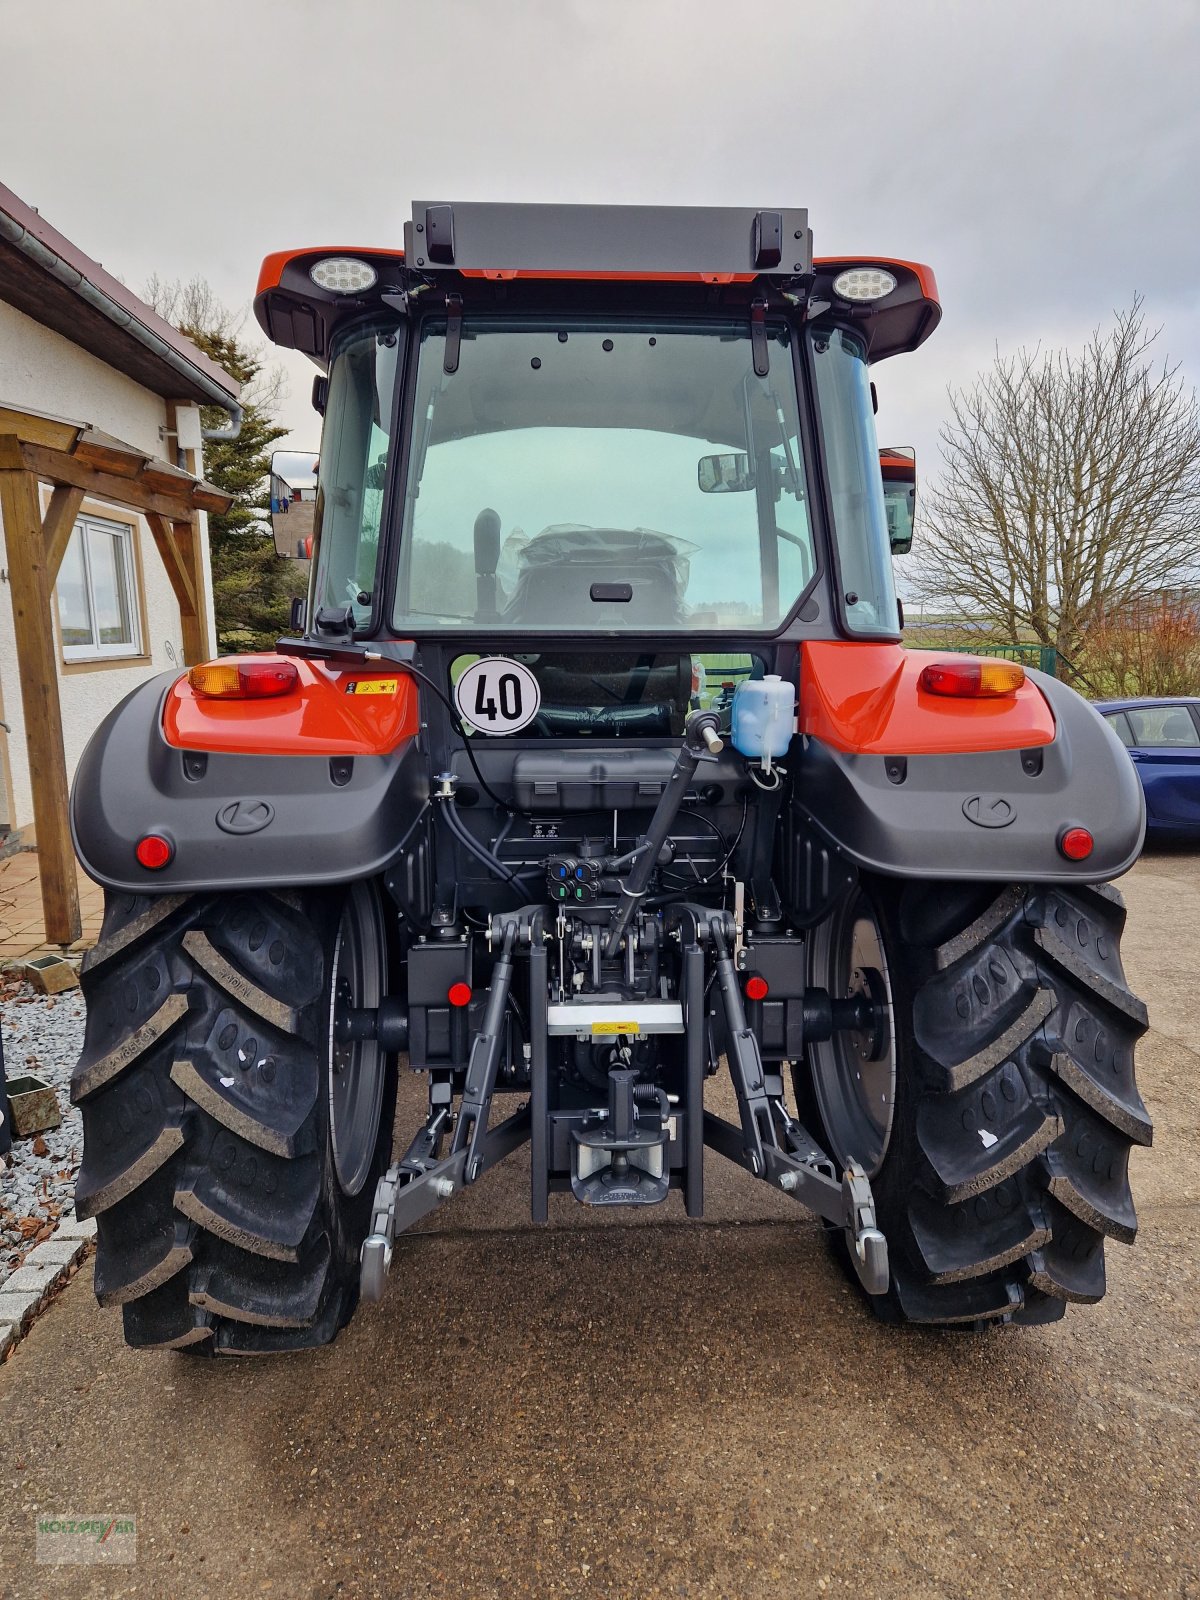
[56,515,142,661]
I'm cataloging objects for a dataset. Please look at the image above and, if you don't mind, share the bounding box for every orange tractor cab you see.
[70,204,1148,1353]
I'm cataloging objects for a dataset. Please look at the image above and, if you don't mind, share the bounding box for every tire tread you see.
[813,876,1150,1327]
[76,888,391,1352]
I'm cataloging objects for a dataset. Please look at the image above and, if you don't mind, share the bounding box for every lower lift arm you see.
[698,910,889,1297]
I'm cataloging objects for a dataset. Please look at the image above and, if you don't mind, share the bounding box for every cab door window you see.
[310,323,402,628]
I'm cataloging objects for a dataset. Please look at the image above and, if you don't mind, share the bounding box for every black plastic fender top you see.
[791,671,1146,883]
[71,674,429,894]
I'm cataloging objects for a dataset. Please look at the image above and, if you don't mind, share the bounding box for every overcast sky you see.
[3,0,1197,581]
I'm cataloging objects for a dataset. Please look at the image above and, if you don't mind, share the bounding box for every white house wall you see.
[0,298,216,831]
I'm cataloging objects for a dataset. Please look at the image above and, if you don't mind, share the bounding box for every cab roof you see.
[254,201,940,368]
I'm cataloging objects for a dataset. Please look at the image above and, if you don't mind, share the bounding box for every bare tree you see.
[142,274,298,651]
[916,300,1200,665]
[144,274,285,414]
[1085,591,1200,698]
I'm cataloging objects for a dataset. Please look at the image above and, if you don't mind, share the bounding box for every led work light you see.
[832,267,897,302]
[309,257,378,294]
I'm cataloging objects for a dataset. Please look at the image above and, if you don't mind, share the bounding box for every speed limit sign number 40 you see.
[454,658,542,736]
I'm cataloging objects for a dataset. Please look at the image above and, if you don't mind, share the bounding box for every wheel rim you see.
[327,884,387,1196]
[808,888,896,1176]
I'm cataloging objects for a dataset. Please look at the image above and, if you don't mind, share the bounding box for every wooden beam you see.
[172,519,207,665]
[73,434,150,479]
[0,467,81,946]
[191,484,231,514]
[0,433,29,471]
[41,485,85,583]
[144,510,197,618]
[140,460,199,497]
[0,406,84,452]
[12,440,232,522]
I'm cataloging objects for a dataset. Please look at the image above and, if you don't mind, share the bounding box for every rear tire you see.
[72,882,397,1353]
[798,877,1151,1328]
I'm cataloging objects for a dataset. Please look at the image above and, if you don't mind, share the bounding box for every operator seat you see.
[506,526,688,628]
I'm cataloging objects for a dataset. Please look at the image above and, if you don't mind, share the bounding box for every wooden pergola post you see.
[0,466,83,943]
[0,406,231,946]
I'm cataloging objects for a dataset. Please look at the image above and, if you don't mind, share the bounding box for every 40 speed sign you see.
[454,657,542,735]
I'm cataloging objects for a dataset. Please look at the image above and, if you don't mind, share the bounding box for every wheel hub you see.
[807,891,897,1177]
[327,886,389,1197]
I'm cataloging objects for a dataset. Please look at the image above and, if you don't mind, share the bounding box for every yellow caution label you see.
[592,1021,640,1036]
[346,679,398,696]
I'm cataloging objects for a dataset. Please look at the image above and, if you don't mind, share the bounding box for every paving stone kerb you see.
[0,1227,90,1355]
[4,1259,66,1295]
[56,1216,97,1241]
[0,1289,41,1330]
[25,1237,89,1265]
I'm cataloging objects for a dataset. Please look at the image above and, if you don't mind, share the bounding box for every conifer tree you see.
[146,277,304,652]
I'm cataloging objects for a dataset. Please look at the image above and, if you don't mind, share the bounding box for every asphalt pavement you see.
[1,851,1197,1600]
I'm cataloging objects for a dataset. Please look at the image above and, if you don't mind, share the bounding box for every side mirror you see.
[879,447,916,554]
[269,450,319,558]
[698,452,754,494]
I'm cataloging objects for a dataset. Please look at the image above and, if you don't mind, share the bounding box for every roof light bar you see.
[309,256,377,294]
[918,659,1026,698]
[404,201,813,277]
[832,266,897,302]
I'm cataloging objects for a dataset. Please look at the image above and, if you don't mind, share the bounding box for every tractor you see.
[69,203,1150,1352]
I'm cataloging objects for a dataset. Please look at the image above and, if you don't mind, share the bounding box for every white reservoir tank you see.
[730,674,795,771]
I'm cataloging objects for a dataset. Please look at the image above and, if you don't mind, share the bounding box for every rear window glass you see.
[451,651,762,738]
[1103,712,1135,748]
[1125,706,1199,747]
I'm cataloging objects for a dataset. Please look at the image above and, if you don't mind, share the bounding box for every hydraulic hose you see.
[604,710,723,958]
[440,797,538,889]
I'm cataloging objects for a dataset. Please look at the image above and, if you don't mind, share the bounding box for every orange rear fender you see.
[161,655,419,757]
[799,642,1056,756]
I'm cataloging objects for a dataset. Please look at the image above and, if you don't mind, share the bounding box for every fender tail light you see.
[918,659,1026,698]
[188,660,300,699]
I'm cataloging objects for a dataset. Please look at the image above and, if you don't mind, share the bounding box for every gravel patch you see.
[1,972,85,1289]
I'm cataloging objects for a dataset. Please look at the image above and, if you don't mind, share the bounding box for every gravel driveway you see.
[0,976,84,1286]
[0,850,1196,1599]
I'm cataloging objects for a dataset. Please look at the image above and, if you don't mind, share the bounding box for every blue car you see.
[1094,696,1200,836]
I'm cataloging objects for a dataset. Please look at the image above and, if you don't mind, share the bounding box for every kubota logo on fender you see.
[215,800,275,835]
[962,795,1016,829]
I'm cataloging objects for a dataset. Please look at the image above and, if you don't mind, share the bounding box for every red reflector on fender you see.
[135,833,173,869]
[745,975,769,1001]
[918,658,1025,698]
[1058,826,1094,861]
[447,982,472,1008]
[188,660,300,699]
